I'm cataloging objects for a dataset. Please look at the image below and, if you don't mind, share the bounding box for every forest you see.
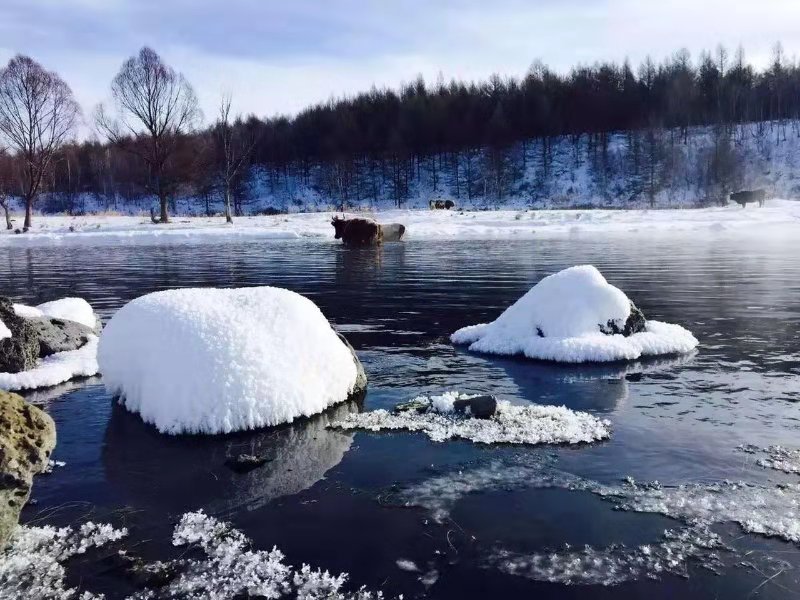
[1,43,800,224]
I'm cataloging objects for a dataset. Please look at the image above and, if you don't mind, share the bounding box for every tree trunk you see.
[159,195,169,224]
[1,202,10,230]
[23,197,33,231]
[224,187,233,223]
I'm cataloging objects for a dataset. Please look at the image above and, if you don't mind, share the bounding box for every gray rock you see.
[453,395,498,419]
[0,389,56,549]
[337,333,367,402]
[600,301,647,337]
[0,298,39,373]
[28,317,94,357]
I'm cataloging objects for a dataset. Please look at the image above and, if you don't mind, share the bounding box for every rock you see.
[452,395,498,419]
[393,397,432,415]
[0,297,40,373]
[600,301,647,337]
[337,333,367,402]
[0,389,56,549]
[225,453,272,474]
[28,317,94,357]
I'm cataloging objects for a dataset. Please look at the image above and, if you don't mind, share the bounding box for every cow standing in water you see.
[331,216,406,246]
[730,190,767,208]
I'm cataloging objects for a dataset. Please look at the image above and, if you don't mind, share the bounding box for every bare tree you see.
[0,55,79,231]
[96,47,199,223]
[215,94,255,223]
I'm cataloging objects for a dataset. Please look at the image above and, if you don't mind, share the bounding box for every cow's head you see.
[331,216,345,239]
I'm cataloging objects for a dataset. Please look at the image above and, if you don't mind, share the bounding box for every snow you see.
[0,318,10,340]
[330,391,610,446]
[451,265,698,363]
[33,298,97,330]
[11,304,43,319]
[740,444,800,475]
[0,521,127,600]
[0,200,797,246]
[98,287,361,435]
[0,336,99,391]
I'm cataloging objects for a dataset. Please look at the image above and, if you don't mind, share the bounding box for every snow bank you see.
[452,265,698,363]
[331,391,610,446]
[13,298,97,330]
[0,337,99,391]
[98,287,362,435]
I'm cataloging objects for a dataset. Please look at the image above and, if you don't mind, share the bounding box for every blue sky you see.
[1,0,798,128]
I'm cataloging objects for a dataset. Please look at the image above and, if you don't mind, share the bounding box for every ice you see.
[740,444,800,475]
[395,458,800,543]
[98,287,362,435]
[486,526,724,586]
[0,521,127,600]
[0,336,99,391]
[330,392,610,446]
[165,510,385,599]
[451,265,698,363]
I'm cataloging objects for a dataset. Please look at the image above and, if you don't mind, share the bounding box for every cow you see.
[381,223,406,242]
[429,199,455,210]
[730,189,767,208]
[331,216,383,246]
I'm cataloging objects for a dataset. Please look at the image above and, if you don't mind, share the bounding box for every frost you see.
[396,458,800,543]
[451,265,698,363]
[0,336,99,391]
[0,521,128,600]
[739,445,800,475]
[486,527,724,586]
[330,392,610,446]
[98,287,361,435]
[163,510,386,599]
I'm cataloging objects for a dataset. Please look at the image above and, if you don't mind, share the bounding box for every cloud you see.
[0,0,797,133]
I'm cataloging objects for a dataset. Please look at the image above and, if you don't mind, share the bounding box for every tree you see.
[97,47,199,223]
[214,94,256,222]
[0,55,79,230]
[0,149,15,229]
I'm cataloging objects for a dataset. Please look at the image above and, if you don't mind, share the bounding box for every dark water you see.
[2,235,800,599]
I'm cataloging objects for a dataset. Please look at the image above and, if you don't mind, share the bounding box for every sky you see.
[1,0,799,133]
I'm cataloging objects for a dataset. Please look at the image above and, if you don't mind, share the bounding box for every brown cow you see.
[331,216,383,246]
[429,199,455,210]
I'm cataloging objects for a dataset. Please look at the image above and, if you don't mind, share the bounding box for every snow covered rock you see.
[0,390,56,550]
[0,296,101,390]
[98,287,367,435]
[451,265,698,363]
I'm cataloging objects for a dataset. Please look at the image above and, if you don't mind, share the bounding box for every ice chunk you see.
[98,287,363,435]
[331,392,610,446]
[452,265,698,363]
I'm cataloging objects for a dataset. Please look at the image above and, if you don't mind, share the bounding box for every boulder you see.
[600,301,647,337]
[336,332,368,402]
[0,389,56,549]
[0,298,39,373]
[453,395,498,419]
[28,317,94,357]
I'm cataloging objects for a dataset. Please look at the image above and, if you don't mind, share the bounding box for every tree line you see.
[0,44,798,228]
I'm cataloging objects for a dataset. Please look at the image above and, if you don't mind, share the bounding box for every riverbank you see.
[1,200,798,245]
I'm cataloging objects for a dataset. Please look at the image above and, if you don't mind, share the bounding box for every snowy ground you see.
[1,200,798,245]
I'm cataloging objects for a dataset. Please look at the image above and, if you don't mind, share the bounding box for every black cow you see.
[331,216,383,246]
[730,189,767,208]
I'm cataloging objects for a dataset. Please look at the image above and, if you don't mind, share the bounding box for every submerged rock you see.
[453,395,497,419]
[225,453,272,474]
[0,389,56,549]
[28,317,94,357]
[0,298,39,373]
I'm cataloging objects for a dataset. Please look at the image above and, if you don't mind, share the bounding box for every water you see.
[3,235,800,598]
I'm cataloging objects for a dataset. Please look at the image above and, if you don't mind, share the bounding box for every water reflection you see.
[101,401,358,517]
